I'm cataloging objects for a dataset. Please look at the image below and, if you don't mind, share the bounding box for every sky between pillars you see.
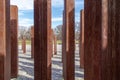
[10,0,84,28]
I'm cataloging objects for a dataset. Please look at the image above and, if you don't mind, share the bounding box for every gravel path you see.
[11,45,84,80]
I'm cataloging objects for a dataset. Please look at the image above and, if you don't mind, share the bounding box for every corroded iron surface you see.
[54,35,57,55]
[51,29,54,57]
[34,0,52,80]
[84,0,120,80]
[62,10,65,77]
[10,5,18,78]
[0,0,11,80]
[80,10,84,68]
[31,26,34,58]
[22,38,26,53]
[63,0,75,80]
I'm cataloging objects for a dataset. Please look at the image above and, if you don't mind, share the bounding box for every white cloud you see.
[52,17,62,22]
[11,0,64,10]
[75,0,84,7]
[52,0,84,8]
[10,0,33,10]
[11,0,83,10]
[19,11,24,16]
[19,18,33,27]
[52,0,64,7]
[11,0,83,27]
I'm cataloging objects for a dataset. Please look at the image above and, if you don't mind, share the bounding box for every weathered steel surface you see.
[84,0,120,80]
[31,26,34,58]
[85,0,108,80]
[22,38,26,53]
[51,29,57,55]
[0,0,11,80]
[51,29,53,57]
[54,35,57,55]
[62,10,65,77]
[115,11,120,80]
[62,11,64,60]
[80,10,84,68]
[10,5,18,78]
[109,1,120,80]
[63,0,75,80]
[115,2,120,79]
[34,0,52,80]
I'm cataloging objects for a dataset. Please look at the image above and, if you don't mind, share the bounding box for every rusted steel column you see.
[51,29,53,57]
[62,10,65,64]
[10,5,18,78]
[0,0,11,80]
[115,12,120,80]
[115,2,120,79]
[31,26,34,58]
[22,38,26,53]
[115,26,120,80]
[50,28,53,59]
[63,0,75,80]
[110,1,120,80]
[79,10,84,68]
[62,11,65,77]
[34,0,52,80]
[84,0,118,80]
[54,35,57,55]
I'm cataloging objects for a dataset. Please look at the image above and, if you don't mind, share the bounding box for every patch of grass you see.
[57,40,79,44]
[75,40,79,44]
[18,40,79,45]
[18,40,31,45]
[57,40,62,44]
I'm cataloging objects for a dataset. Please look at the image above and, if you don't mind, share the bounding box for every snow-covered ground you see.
[11,45,84,80]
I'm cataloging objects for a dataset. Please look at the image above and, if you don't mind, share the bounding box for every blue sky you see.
[11,0,84,28]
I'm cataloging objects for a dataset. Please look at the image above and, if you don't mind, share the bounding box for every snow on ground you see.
[11,45,84,80]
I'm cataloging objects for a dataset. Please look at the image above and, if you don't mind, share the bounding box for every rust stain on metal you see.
[34,0,52,80]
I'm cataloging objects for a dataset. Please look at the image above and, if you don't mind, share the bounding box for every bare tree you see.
[25,27,31,40]
[54,25,62,40]
[18,26,31,40]
[75,22,80,40]
[18,26,26,39]
[54,22,80,41]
